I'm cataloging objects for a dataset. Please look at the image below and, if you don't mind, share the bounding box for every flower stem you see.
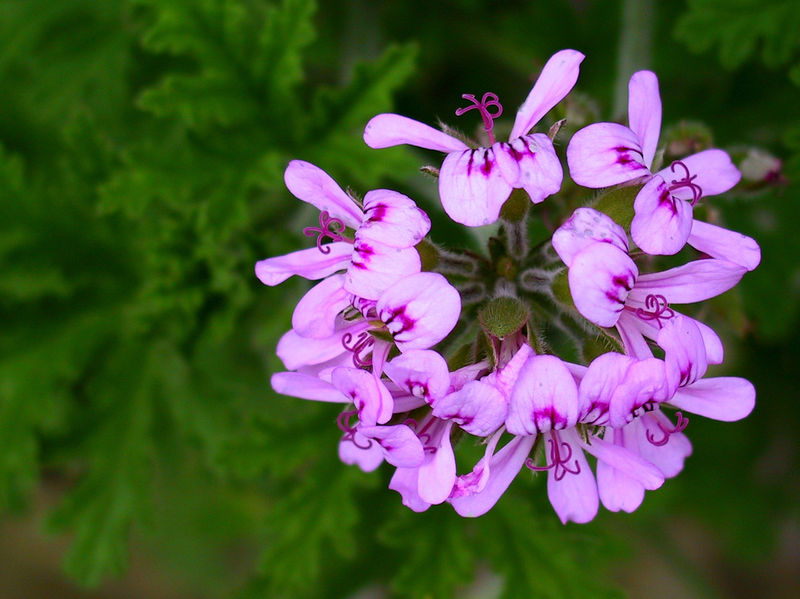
[613,0,654,118]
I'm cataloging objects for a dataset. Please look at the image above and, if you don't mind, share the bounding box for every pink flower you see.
[553,208,745,363]
[566,71,749,260]
[364,50,584,226]
[255,160,431,300]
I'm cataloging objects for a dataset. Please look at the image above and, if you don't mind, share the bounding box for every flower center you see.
[455,92,503,144]
[302,211,352,254]
[667,160,703,206]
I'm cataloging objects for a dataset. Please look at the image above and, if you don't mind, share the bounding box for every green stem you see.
[613,0,654,118]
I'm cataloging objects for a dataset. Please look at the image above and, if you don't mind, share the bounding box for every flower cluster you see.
[256,50,758,523]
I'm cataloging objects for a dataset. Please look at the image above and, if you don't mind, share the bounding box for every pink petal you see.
[270,371,346,403]
[634,412,692,478]
[546,430,598,524]
[339,432,384,472]
[358,189,431,248]
[439,147,513,226]
[417,421,456,504]
[553,207,629,267]
[277,325,364,370]
[655,149,741,199]
[493,344,535,397]
[432,380,508,437]
[389,467,431,512]
[631,259,746,305]
[383,349,451,403]
[255,242,352,286]
[568,242,638,328]
[450,435,535,517]
[657,315,708,392]
[284,160,362,229]
[510,49,585,140]
[631,175,694,255]
[494,134,563,204]
[331,367,393,426]
[688,220,761,271]
[363,113,469,153]
[669,377,755,421]
[608,357,669,428]
[376,272,461,352]
[507,355,582,435]
[360,424,426,468]
[616,312,655,359]
[567,123,650,188]
[579,433,664,491]
[596,428,646,513]
[345,240,420,300]
[291,274,350,338]
[578,352,636,425]
[627,71,661,169]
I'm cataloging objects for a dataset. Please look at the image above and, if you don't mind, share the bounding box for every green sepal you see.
[500,188,530,223]
[415,238,439,271]
[591,185,640,231]
[478,296,529,340]
[551,269,574,309]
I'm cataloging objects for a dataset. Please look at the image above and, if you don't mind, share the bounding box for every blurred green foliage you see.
[0,0,798,597]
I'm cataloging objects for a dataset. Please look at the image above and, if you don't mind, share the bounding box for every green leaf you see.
[477,492,623,599]
[378,507,477,599]
[675,0,800,70]
[252,448,377,595]
[307,43,419,186]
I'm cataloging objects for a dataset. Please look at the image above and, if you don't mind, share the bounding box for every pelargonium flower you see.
[553,207,745,361]
[567,71,749,259]
[255,160,430,300]
[364,49,584,226]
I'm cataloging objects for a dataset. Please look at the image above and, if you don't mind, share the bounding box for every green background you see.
[0,0,798,597]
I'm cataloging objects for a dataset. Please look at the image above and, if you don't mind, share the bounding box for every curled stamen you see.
[341,331,374,368]
[336,408,373,449]
[455,92,503,143]
[633,294,675,327]
[525,436,581,481]
[668,160,703,206]
[302,211,350,254]
[336,409,359,435]
[646,411,689,446]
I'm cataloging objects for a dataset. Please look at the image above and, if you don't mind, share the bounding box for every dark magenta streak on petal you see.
[385,306,416,334]
[534,406,567,431]
[613,145,639,167]
[505,142,522,162]
[480,150,493,175]
[605,290,626,305]
[368,204,388,222]
[467,149,476,175]
[612,274,633,291]
[659,189,678,215]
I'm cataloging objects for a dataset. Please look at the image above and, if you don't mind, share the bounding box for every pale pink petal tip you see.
[364,113,469,153]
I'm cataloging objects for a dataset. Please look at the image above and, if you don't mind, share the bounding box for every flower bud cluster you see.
[256,50,758,523]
